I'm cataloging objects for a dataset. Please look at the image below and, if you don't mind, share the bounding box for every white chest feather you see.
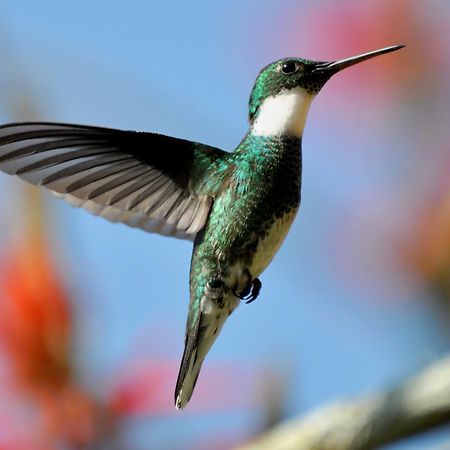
[250,210,297,276]
[251,87,314,137]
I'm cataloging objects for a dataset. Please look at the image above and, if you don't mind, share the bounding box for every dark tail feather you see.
[174,288,234,409]
[174,315,201,409]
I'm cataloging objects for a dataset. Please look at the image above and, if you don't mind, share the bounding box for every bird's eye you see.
[280,60,298,74]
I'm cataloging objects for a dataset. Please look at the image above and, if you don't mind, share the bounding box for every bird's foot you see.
[243,278,262,304]
[233,270,262,304]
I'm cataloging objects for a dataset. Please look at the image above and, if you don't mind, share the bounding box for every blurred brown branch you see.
[238,356,450,450]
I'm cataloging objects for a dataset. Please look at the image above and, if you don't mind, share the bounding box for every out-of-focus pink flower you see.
[252,0,449,114]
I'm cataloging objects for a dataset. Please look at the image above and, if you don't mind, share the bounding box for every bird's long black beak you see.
[314,45,405,75]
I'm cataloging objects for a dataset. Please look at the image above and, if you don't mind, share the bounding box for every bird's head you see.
[248,45,405,137]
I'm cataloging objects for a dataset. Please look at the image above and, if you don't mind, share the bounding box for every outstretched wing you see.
[0,122,226,240]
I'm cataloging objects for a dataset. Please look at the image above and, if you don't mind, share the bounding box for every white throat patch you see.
[251,87,314,137]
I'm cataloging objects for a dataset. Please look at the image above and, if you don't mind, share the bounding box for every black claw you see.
[245,278,262,304]
[233,270,262,304]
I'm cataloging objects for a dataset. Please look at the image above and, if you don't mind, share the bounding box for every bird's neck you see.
[250,87,314,138]
[234,130,302,165]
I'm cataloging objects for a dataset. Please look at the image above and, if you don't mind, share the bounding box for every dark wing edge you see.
[0,122,226,240]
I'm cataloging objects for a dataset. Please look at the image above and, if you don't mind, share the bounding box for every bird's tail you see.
[175,292,237,409]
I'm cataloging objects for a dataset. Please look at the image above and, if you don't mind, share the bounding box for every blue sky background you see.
[0,1,449,449]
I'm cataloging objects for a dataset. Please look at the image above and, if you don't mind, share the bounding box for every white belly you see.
[250,210,297,276]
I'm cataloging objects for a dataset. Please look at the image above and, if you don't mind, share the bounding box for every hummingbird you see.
[0,44,404,409]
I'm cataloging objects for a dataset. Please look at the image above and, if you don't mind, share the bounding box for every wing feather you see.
[0,122,228,239]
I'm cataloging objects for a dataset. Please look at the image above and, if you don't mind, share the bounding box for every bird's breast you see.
[249,209,297,277]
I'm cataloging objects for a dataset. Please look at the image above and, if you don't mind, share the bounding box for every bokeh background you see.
[0,1,449,449]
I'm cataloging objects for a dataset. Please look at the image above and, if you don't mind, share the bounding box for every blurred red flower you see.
[0,234,71,394]
[0,189,98,448]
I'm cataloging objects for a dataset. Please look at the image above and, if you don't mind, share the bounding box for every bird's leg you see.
[233,269,262,304]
